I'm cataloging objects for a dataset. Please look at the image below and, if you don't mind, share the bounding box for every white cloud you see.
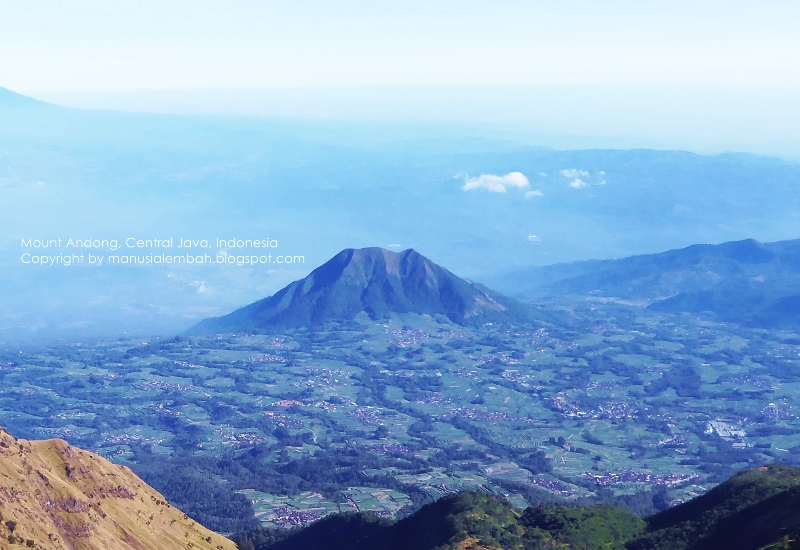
[539,172,547,177]
[463,172,529,193]
[561,169,590,179]
[525,190,543,199]
[561,168,606,188]
[527,235,540,242]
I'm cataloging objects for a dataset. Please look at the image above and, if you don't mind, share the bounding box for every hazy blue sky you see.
[2,1,800,156]
[3,1,800,91]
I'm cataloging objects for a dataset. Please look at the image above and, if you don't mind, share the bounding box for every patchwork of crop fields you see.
[1,306,799,528]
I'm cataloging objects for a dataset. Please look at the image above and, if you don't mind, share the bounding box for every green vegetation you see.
[232,491,646,550]
[191,247,537,334]
[233,466,800,550]
[1,300,799,531]
[233,492,534,550]
[522,504,645,549]
[630,464,800,550]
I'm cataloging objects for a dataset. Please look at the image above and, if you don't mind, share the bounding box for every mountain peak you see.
[191,247,530,333]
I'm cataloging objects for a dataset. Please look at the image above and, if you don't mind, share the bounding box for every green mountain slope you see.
[232,491,644,550]
[628,464,800,550]
[190,247,538,333]
[233,466,800,550]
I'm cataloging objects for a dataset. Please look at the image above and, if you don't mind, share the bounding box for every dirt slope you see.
[0,426,237,550]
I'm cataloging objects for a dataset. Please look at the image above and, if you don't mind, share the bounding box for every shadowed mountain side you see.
[190,248,537,334]
[627,464,800,550]
[491,238,800,327]
[0,426,235,550]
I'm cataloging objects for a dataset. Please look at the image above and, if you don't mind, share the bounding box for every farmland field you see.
[2,304,799,530]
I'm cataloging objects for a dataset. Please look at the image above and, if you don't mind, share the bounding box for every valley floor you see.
[1,306,798,531]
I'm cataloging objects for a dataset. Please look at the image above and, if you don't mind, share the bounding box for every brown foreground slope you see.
[0,427,236,550]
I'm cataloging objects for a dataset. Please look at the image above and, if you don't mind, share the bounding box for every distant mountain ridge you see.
[4,83,800,341]
[191,247,533,334]
[0,86,50,109]
[492,237,800,326]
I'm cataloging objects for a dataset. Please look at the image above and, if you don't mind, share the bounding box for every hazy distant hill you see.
[0,86,50,109]
[233,465,800,550]
[492,237,800,326]
[0,426,234,550]
[190,247,534,333]
[3,87,800,341]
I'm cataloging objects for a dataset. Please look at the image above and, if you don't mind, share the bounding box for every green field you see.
[1,306,799,529]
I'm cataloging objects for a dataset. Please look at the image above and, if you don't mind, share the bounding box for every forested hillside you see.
[232,465,800,550]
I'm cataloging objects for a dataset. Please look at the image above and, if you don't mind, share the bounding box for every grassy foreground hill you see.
[233,465,800,550]
[0,426,235,550]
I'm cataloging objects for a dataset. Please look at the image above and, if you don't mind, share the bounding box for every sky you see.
[2,1,800,156]
[3,1,800,91]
